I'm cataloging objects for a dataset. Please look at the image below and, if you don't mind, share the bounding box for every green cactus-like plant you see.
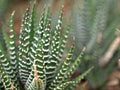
[0,2,93,90]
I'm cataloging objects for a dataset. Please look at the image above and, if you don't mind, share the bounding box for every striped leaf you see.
[9,11,19,87]
[28,7,46,65]
[0,44,14,83]
[45,7,64,83]
[48,44,74,89]
[18,4,36,83]
[25,18,51,88]
[18,7,32,83]
[27,62,44,90]
[54,67,93,90]
[64,47,86,80]
[0,65,14,90]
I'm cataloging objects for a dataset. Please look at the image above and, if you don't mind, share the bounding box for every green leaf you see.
[25,17,51,88]
[0,65,14,90]
[18,4,36,83]
[28,7,46,65]
[65,47,86,80]
[2,26,10,52]
[0,44,14,83]
[9,11,19,87]
[48,44,74,89]
[28,78,44,90]
[27,62,44,90]
[64,66,94,90]
[46,7,64,83]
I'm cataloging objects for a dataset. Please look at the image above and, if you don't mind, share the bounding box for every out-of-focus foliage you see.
[0,0,9,48]
[0,0,9,19]
[71,0,120,89]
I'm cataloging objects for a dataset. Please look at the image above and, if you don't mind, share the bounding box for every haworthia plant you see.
[0,2,93,90]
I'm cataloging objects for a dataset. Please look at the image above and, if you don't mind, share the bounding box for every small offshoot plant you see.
[0,2,93,90]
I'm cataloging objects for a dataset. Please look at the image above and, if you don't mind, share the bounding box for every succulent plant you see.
[0,2,93,90]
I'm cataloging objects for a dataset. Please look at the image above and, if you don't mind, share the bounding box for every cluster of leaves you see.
[0,2,93,90]
[71,0,120,89]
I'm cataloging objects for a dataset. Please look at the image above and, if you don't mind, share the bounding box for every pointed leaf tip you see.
[62,5,64,9]
[116,29,120,34]
[11,11,15,16]
[90,66,94,70]
[34,0,37,5]
[115,29,120,36]
[82,47,86,52]
[72,36,75,41]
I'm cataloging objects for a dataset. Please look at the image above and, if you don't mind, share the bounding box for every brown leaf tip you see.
[33,60,39,81]
[11,11,15,16]
[82,47,86,52]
